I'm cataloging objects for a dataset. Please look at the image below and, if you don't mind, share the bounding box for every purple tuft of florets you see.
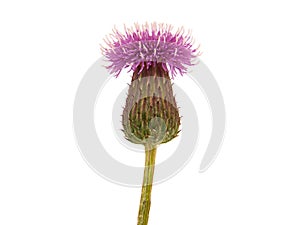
[101,22,201,78]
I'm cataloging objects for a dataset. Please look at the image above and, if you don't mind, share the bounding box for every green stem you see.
[137,146,157,225]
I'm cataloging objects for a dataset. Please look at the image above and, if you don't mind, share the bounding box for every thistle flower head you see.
[101,22,201,78]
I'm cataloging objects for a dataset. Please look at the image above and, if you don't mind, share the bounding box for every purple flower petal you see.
[101,22,201,78]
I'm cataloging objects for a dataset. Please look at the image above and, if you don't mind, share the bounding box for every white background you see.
[1,0,300,224]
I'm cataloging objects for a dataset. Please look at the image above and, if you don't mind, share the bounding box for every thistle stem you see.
[137,146,157,225]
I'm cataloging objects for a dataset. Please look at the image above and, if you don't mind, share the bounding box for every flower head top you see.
[101,22,201,78]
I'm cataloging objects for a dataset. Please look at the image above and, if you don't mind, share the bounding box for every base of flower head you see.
[122,63,181,147]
